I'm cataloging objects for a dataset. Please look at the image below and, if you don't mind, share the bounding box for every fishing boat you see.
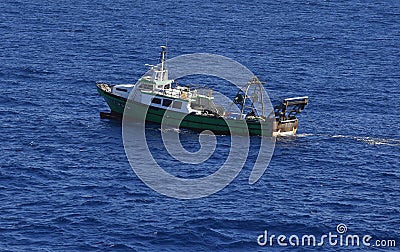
[96,46,308,136]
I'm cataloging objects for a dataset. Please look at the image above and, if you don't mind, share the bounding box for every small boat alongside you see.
[97,46,308,136]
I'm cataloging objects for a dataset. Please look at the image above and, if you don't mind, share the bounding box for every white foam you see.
[296,133,315,137]
[332,135,400,146]
[297,133,400,146]
[353,136,400,146]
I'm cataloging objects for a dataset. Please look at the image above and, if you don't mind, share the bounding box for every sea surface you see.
[1,0,399,251]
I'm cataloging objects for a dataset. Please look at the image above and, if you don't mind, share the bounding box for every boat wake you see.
[331,135,400,146]
[295,133,315,138]
[296,133,400,147]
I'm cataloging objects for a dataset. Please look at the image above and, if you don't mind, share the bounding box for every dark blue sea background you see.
[1,0,399,251]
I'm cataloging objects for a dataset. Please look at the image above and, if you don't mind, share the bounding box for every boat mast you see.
[159,46,168,81]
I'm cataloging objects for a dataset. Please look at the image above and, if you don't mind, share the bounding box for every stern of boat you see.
[274,96,308,136]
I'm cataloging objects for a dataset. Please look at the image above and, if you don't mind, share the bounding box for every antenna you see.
[164,23,168,48]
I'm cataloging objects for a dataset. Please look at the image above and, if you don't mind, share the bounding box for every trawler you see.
[97,46,308,136]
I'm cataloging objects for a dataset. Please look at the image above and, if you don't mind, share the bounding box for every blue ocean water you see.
[1,0,399,251]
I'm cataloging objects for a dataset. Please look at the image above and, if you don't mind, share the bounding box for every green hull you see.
[97,86,273,136]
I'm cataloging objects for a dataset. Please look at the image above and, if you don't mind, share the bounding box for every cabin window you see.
[151,98,161,104]
[172,101,182,109]
[139,83,153,90]
[162,99,172,107]
[165,84,170,89]
[116,88,128,92]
